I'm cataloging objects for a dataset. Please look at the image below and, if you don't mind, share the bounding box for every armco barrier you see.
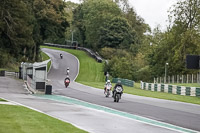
[112,78,134,87]
[43,43,102,63]
[140,81,200,97]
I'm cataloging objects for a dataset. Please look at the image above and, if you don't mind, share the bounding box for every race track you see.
[42,48,200,133]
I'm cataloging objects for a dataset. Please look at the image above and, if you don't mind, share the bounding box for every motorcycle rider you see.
[60,53,63,59]
[64,75,70,87]
[104,80,112,93]
[66,67,69,75]
[112,80,123,98]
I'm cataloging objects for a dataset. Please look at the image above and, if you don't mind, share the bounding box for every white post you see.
[192,74,193,83]
[182,75,184,83]
[165,63,168,84]
[172,75,174,84]
[187,74,189,83]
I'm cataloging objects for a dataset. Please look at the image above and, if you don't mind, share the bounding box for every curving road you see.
[42,48,200,133]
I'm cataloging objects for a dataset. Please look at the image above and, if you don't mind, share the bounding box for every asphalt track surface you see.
[42,48,200,132]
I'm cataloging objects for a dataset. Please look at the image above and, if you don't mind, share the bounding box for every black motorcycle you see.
[60,54,63,59]
[113,86,123,102]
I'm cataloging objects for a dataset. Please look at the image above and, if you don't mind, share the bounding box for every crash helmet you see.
[107,80,111,83]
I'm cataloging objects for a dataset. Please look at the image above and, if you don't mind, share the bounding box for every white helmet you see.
[107,80,110,83]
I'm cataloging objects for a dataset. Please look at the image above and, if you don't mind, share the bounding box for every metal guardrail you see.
[112,78,134,87]
[5,71,19,77]
[43,43,103,63]
[0,70,19,78]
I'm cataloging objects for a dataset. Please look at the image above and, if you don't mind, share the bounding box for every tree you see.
[98,17,133,48]
[169,0,200,30]
[73,0,121,49]
[168,0,200,73]
[0,0,69,67]
[146,0,200,78]
[0,0,35,64]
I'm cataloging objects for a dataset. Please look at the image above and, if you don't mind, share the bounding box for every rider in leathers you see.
[112,80,123,98]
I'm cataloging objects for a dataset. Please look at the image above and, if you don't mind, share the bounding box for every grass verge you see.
[0,63,19,72]
[0,98,7,102]
[0,104,87,133]
[41,52,51,72]
[41,46,200,105]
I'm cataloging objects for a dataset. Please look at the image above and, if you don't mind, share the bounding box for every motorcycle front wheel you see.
[116,94,120,102]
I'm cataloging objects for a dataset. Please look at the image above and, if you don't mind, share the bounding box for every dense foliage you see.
[0,0,199,82]
[0,0,68,67]
[148,0,200,78]
[71,0,199,82]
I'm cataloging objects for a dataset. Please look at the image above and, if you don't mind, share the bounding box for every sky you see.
[66,0,178,30]
[129,0,178,30]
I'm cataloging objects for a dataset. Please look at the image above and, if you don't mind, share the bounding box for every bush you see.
[135,66,152,82]
[0,49,10,67]
[99,47,116,59]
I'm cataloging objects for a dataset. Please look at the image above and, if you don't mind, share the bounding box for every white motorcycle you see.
[104,84,112,97]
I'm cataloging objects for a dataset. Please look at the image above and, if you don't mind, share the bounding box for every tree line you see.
[70,0,199,82]
[0,0,68,67]
[0,0,199,82]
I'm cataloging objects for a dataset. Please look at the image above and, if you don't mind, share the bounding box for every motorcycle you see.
[104,84,112,97]
[60,54,63,59]
[113,86,123,102]
[64,78,70,88]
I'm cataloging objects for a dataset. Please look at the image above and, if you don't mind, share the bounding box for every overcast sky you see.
[66,0,178,30]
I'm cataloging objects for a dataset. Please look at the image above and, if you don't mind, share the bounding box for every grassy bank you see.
[41,52,51,72]
[41,46,200,105]
[0,63,19,72]
[0,98,7,102]
[0,104,87,133]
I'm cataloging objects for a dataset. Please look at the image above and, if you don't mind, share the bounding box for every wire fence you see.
[154,73,200,84]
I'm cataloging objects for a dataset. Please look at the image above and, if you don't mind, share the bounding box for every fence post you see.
[177,75,179,83]
[172,75,174,84]
[168,76,170,84]
[192,74,193,83]
[187,74,188,83]
[182,75,184,83]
